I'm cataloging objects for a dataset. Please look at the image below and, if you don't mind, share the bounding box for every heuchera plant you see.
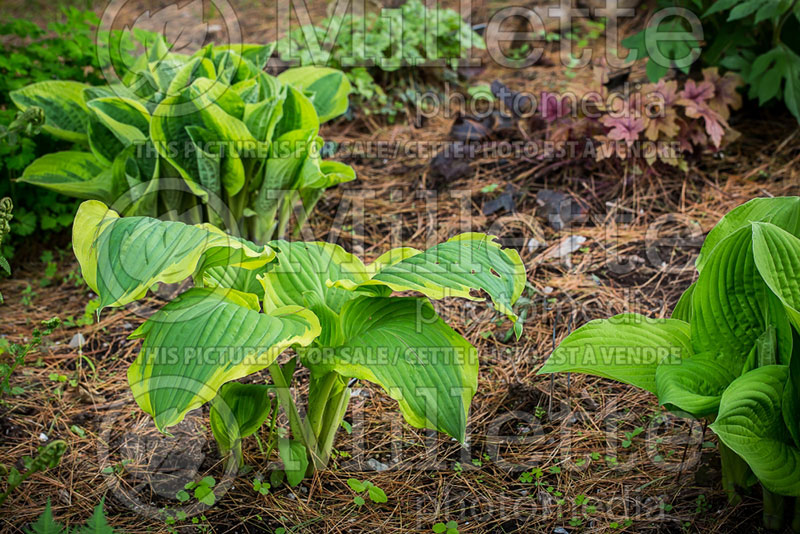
[539,66,743,169]
[73,200,526,484]
[12,36,354,244]
[622,0,800,123]
[539,197,800,531]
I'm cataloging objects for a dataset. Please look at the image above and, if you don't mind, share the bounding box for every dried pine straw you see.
[1,2,800,532]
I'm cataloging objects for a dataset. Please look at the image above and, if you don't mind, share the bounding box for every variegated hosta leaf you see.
[274,85,320,138]
[72,201,274,309]
[333,233,526,333]
[128,287,320,431]
[306,296,477,441]
[710,365,800,497]
[18,152,116,202]
[278,66,352,123]
[216,43,276,71]
[87,115,125,166]
[259,240,370,313]
[10,80,90,142]
[537,314,693,394]
[697,197,800,272]
[254,129,317,215]
[86,96,150,146]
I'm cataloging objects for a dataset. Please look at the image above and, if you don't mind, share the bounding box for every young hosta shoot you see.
[12,36,354,244]
[538,197,800,531]
[73,200,526,481]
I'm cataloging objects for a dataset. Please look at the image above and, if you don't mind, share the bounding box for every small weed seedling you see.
[252,478,270,495]
[0,317,60,399]
[0,440,66,505]
[432,520,459,534]
[347,478,387,507]
[621,426,644,448]
[176,476,216,506]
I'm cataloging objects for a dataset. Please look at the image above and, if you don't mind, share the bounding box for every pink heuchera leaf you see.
[677,78,728,148]
[539,92,571,123]
[642,80,680,141]
[593,134,627,161]
[677,79,715,113]
[600,112,646,146]
[677,119,709,153]
[702,67,743,120]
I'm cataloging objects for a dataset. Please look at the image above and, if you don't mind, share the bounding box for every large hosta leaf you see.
[278,66,351,123]
[655,351,738,417]
[128,288,320,431]
[274,86,320,138]
[537,314,693,394]
[691,225,778,370]
[10,80,90,142]
[697,197,800,272]
[72,201,274,308]
[258,241,369,330]
[307,296,477,441]
[86,96,151,146]
[710,365,800,497]
[752,222,800,446]
[334,234,527,334]
[18,152,115,202]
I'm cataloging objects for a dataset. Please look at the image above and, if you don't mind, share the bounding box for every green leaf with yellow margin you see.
[128,287,320,432]
[72,200,274,309]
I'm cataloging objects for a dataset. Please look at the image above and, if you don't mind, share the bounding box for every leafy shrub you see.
[13,36,354,244]
[277,0,485,119]
[622,0,800,122]
[539,197,800,530]
[72,200,526,483]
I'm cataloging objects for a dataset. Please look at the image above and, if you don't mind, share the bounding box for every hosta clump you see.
[73,200,526,485]
[12,36,354,243]
[539,197,800,531]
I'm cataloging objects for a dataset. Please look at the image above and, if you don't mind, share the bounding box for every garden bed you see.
[2,0,800,533]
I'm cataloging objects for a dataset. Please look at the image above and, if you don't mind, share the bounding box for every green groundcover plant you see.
[73,200,526,483]
[540,197,800,531]
[277,0,485,119]
[13,35,354,244]
[0,8,154,259]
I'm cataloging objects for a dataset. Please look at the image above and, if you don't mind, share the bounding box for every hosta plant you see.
[12,36,354,244]
[539,197,800,531]
[73,200,526,484]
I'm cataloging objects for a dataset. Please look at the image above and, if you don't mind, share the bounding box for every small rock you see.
[366,458,390,472]
[527,238,544,253]
[69,333,86,349]
[556,235,587,257]
[553,528,569,534]
[123,322,134,330]
[38,433,48,442]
